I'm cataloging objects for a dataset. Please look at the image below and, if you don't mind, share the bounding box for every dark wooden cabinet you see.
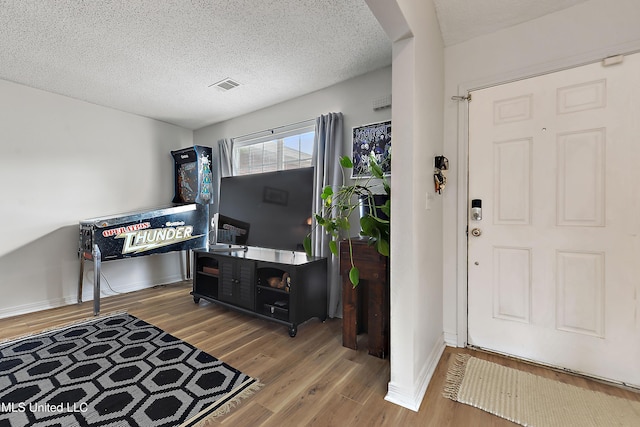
[218,258,254,310]
[340,238,390,358]
[192,247,327,337]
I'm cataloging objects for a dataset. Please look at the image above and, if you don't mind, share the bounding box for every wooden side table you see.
[339,238,390,358]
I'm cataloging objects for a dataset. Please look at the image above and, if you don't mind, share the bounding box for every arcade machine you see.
[78,145,213,315]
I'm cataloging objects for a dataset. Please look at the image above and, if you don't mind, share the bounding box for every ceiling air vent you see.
[209,78,241,91]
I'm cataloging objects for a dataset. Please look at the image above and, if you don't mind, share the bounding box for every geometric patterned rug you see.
[0,313,262,426]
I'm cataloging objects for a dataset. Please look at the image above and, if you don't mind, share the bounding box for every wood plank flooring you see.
[1,281,638,426]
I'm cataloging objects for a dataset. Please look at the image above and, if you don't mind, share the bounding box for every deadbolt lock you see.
[471,228,482,237]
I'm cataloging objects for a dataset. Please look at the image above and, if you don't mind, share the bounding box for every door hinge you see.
[602,54,624,67]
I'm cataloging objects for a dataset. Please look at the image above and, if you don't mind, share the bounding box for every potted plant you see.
[303,153,390,286]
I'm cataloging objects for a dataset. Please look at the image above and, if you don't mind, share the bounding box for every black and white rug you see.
[0,313,261,426]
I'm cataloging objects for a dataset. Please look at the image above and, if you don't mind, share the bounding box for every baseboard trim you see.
[385,382,419,411]
[0,275,186,320]
[385,333,446,411]
[444,331,458,346]
[0,297,77,320]
[78,273,186,302]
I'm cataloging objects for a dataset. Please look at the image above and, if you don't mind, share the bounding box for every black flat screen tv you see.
[216,167,314,251]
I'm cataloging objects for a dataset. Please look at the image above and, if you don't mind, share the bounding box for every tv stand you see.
[192,247,327,337]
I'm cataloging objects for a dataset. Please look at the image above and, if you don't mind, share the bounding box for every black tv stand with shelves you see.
[192,247,327,337]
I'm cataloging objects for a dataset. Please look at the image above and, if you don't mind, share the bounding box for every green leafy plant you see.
[303,153,390,286]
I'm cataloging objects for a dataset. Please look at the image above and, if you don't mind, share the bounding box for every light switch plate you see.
[426,192,435,210]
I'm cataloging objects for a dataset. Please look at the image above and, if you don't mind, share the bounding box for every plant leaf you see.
[329,240,338,256]
[349,266,360,287]
[315,214,328,227]
[359,215,379,237]
[376,238,390,257]
[303,235,312,256]
[336,217,350,230]
[369,155,384,179]
[321,186,333,200]
[340,155,353,169]
[381,199,391,217]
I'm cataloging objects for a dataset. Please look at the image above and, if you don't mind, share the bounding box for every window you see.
[232,120,315,176]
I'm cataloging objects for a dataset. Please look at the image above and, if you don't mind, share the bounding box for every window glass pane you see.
[299,132,314,156]
[282,146,299,165]
[235,146,248,164]
[262,163,278,173]
[262,140,278,168]
[232,124,315,176]
[249,144,262,164]
[235,146,250,175]
[283,135,299,151]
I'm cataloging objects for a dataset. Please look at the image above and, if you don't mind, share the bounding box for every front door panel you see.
[468,53,640,387]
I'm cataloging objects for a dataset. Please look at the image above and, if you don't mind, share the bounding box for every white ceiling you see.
[0,0,589,130]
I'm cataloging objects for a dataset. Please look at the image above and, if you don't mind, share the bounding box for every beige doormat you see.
[443,354,640,427]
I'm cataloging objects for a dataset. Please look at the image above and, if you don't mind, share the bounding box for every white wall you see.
[442,0,640,345]
[367,0,445,412]
[193,66,392,162]
[0,80,193,318]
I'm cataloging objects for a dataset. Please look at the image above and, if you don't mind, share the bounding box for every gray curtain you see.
[212,139,233,214]
[218,138,233,178]
[312,112,344,318]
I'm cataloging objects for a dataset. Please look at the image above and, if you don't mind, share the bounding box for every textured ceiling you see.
[0,0,589,130]
[0,0,392,130]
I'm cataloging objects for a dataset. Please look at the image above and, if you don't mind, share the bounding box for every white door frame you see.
[454,41,640,348]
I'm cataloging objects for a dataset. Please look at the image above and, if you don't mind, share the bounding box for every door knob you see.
[471,228,482,237]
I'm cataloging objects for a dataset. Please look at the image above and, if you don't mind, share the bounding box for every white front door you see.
[468,53,640,387]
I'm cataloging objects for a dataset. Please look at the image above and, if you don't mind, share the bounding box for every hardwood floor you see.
[1,281,638,426]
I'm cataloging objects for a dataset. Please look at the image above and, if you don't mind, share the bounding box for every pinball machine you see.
[78,145,214,315]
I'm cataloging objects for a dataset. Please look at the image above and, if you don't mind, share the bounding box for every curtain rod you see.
[232,118,315,141]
